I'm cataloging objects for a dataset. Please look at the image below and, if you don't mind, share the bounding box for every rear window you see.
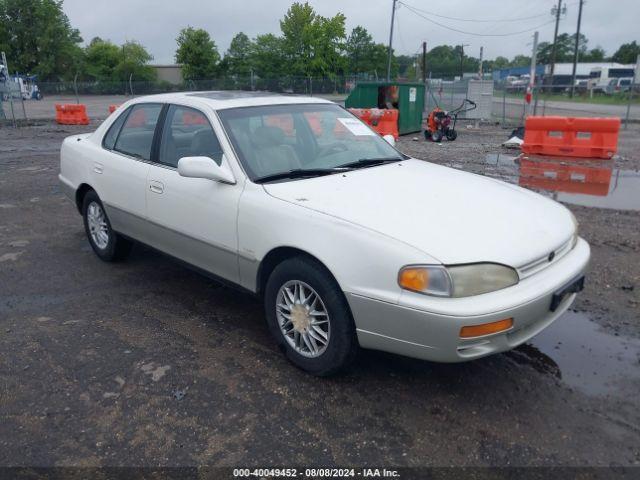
[113,104,162,161]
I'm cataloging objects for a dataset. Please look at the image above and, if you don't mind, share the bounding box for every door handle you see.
[149,181,164,194]
[93,162,104,174]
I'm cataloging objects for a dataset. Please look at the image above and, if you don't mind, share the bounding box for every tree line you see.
[0,0,638,83]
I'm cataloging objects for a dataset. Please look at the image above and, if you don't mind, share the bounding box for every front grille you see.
[517,237,574,279]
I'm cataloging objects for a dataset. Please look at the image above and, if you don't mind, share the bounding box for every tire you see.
[423,129,431,141]
[264,256,358,376]
[446,129,457,141]
[82,190,132,262]
[430,130,443,143]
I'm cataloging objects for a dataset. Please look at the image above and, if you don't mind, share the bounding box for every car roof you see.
[127,91,334,110]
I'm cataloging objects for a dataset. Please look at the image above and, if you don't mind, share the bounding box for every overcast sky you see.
[62,0,639,64]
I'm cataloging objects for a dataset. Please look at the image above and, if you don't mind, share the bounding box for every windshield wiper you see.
[254,168,346,184]
[337,157,403,169]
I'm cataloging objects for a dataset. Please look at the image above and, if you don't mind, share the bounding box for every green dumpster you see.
[344,82,425,135]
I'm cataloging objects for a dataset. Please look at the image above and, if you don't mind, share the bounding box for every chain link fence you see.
[493,80,640,128]
[35,75,363,97]
[2,74,639,129]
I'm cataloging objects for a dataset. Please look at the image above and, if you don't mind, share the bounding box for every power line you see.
[399,1,550,23]
[400,2,556,37]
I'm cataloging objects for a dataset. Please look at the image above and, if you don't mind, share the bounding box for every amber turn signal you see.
[460,318,514,338]
[398,267,429,292]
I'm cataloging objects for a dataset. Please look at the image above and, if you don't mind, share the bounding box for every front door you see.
[145,104,243,283]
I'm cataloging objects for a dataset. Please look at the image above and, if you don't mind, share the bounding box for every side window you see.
[102,108,129,150]
[113,103,162,161]
[158,105,224,168]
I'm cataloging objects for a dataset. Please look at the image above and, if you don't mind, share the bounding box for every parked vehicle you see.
[604,77,634,94]
[564,79,589,94]
[589,66,635,93]
[59,92,590,375]
[0,73,42,100]
[17,75,42,100]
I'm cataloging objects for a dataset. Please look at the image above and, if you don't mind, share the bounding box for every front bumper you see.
[347,238,590,363]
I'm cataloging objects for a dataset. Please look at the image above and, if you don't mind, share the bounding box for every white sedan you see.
[59,92,590,375]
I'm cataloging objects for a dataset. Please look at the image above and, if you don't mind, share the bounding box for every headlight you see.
[569,211,579,248]
[399,263,519,298]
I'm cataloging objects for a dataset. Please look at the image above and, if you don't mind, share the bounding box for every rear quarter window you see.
[102,109,130,150]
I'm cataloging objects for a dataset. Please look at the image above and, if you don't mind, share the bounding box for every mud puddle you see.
[509,311,640,396]
[484,153,640,211]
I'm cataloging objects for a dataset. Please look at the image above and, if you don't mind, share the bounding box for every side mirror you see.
[177,155,236,184]
[383,134,396,147]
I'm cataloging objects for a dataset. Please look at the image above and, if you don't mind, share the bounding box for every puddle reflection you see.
[511,311,640,396]
[484,153,640,211]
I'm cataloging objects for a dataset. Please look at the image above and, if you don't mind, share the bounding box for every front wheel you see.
[446,129,457,141]
[82,190,132,262]
[264,257,358,376]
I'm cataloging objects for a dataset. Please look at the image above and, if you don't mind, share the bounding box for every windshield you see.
[217,103,403,181]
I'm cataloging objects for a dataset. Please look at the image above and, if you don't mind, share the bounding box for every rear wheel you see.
[82,190,132,262]
[264,256,358,376]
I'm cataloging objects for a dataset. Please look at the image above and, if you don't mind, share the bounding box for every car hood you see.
[263,159,575,267]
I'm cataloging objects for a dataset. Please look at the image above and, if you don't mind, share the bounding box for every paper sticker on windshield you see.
[338,117,375,136]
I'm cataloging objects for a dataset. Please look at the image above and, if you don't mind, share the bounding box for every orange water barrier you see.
[55,104,89,125]
[348,108,399,139]
[522,116,620,159]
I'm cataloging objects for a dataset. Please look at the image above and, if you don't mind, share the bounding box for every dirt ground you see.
[0,119,639,471]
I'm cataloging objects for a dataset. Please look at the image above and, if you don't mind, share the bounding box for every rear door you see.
[98,103,163,237]
[144,104,242,283]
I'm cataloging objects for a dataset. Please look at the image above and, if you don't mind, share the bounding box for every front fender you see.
[237,183,439,305]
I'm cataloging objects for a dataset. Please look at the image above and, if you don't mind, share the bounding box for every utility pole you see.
[422,41,427,84]
[459,44,469,79]
[569,0,584,98]
[526,31,539,117]
[478,46,484,79]
[549,0,564,90]
[386,0,397,82]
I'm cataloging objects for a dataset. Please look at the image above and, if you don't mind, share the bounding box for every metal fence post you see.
[73,74,79,104]
[624,54,640,129]
[7,87,16,127]
[19,87,26,120]
[502,84,506,125]
[625,87,635,129]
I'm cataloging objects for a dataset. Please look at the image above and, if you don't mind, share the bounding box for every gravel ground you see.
[0,120,639,471]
